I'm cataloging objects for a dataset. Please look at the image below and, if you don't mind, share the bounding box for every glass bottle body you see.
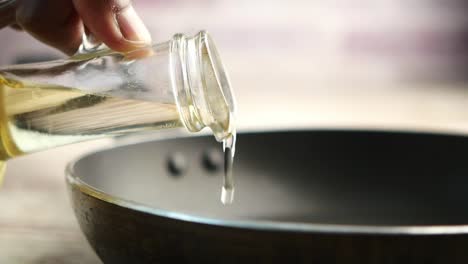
[0,31,235,166]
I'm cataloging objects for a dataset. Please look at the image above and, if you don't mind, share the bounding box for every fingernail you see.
[115,6,152,44]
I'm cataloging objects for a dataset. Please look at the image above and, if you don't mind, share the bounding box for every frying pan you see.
[66,130,468,263]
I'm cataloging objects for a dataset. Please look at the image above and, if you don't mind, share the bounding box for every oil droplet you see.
[0,161,5,186]
[221,132,236,205]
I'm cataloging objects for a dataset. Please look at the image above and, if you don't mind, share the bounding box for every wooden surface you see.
[0,140,110,264]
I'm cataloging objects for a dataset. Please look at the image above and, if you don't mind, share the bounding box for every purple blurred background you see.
[2,0,468,131]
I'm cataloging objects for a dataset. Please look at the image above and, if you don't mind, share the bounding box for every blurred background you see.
[3,0,468,262]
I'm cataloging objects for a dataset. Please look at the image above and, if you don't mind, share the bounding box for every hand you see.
[0,0,152,55]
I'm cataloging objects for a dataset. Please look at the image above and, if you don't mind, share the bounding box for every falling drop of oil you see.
[0,161,6,186]
[221,132,236,205]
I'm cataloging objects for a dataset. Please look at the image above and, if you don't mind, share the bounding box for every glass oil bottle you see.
[0,31,236,203]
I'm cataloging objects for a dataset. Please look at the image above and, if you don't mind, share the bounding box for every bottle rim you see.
[170,31,236,141]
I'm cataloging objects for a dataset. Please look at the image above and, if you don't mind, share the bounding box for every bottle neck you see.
[170,31,236,142]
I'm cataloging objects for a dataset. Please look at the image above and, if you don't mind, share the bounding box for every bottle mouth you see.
[170,31,236,141]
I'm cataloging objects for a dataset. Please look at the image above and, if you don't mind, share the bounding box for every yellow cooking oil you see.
[0,74,182,182]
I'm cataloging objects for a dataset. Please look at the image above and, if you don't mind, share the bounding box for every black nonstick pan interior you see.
[70,130,468,227]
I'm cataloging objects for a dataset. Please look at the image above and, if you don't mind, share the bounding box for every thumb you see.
[72,0,152,52]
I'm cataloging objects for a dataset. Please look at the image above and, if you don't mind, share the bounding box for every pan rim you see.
[66,128,468,236]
